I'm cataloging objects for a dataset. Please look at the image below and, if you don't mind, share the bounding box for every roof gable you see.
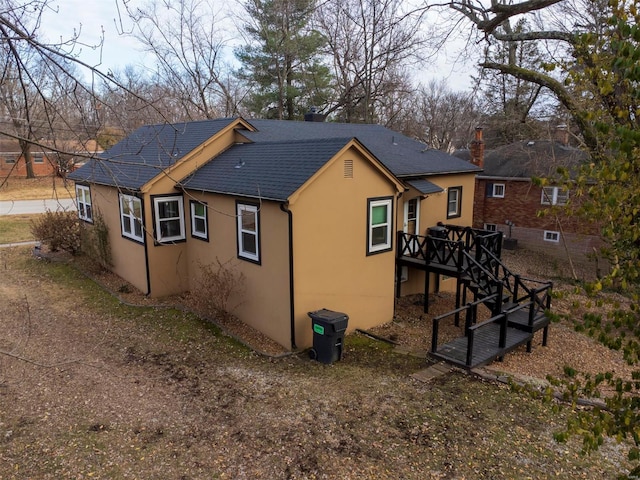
[69,118,243,190]
[180,137,400,202]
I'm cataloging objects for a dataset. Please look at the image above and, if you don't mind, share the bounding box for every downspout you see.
[142,193,152,295]
[144,234,152,296]
[280,202,297,350]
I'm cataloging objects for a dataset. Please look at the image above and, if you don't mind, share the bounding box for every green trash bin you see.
[308,309,349,364]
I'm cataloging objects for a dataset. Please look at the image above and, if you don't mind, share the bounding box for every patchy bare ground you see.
[0,246,635,479]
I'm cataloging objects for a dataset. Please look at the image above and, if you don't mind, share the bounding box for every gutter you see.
[476,175,531,182]
[280,202,297,350]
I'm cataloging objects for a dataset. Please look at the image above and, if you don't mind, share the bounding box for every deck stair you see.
[431,245,553,369]
[395,224,553,369]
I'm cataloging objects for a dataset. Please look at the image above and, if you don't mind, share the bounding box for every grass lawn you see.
[0,214,40,244]
[0,175,75,201]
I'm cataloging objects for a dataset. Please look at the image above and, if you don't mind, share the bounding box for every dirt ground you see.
[0,246,636,479]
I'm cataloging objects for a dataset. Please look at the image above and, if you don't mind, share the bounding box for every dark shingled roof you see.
[69,118,236,189]
[406,179,443,195]
[70,118,479,196]
[481,140,588,178]
[241,119,480,177]
[181,138,356,201]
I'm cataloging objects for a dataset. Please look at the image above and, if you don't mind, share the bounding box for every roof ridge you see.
[242,136,355,146]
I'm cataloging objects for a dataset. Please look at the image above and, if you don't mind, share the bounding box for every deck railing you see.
[479,244,553,318]
[397,228,493,271]
[432,299,535,368]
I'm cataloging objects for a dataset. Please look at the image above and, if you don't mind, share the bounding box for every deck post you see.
[466,331,474,366]
[431,319,439,353]
[395,265,402,298]
[424,272,430,313]
[499,313,507,349]
[454,279,462,326]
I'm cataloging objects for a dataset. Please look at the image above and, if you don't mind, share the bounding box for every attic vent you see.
[344,159,354,179]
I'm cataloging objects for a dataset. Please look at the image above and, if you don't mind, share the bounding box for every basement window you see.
[544,230,560,243]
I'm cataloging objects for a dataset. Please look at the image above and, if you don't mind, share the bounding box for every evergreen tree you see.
[236,0,332,120]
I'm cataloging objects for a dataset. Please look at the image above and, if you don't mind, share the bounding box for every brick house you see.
[461,127,601,268]
[0,138,101,178]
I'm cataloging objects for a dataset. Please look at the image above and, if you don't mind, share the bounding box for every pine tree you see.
[236,0,332,120]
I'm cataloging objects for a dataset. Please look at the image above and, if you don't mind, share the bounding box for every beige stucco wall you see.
[140,125,250,297]
[185,193,292,348]
[88,184,149,294]
[398,172,477,297]
[290,147,401,349]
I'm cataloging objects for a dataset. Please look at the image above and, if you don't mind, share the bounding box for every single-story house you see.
[69,117,480,350]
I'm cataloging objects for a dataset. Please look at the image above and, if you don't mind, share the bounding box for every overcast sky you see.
[40,0,475,91]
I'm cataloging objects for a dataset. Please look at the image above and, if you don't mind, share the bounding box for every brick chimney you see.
[470,127,484,168]
[304,106,326,122]
[555,124,569,146]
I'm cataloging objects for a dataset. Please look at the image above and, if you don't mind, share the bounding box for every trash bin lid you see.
[308,308,348,321]
[308,309,349,332]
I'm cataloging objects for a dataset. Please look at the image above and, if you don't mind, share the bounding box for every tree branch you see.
[480,61,600,151]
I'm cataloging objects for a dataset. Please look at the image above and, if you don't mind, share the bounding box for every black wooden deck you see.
[430,323,532,369]
[397,225,553,369]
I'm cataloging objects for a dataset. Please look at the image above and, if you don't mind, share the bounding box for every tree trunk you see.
[19,139,35,179]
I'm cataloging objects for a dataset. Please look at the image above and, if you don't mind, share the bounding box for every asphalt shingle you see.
[69,118,236,189]
[181,138,354,201]
[70,117,480,196]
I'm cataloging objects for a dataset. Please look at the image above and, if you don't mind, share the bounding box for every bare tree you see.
[441,0,605,151]
[0,0,168,179]
[315,0,430,123]
[413,80,478,151]
[127,0,243,120]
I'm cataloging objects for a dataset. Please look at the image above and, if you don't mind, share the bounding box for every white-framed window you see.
[5,156,15,164]
[541,186,569,206]
[492,183,505,198]
[368,197,393,254]
[33,153,44,164]
[119,194,144,243]
[544,230,560,242]
[447,186,462,219]
[484,223,497,232]
[76,184,93,223]
[237,202,260,263]
[190,200,208,241]
[153,195,185,243]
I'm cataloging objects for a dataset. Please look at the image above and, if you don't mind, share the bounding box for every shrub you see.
[31,210,81,254]
[80,210,112,269]
[190,258,246,319]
